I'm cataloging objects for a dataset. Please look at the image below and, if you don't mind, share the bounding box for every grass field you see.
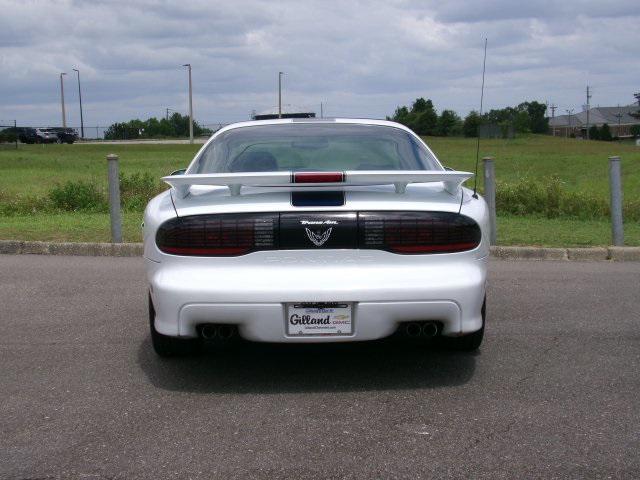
[1,135,639,246]
[1,135,638,197]
[429,135,640,198]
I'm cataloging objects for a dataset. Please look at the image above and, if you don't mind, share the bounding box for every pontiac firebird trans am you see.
[143,118,489,357]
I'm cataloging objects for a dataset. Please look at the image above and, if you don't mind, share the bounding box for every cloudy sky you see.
[1,0,638,128]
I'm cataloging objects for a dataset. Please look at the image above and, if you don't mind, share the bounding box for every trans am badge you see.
[305,227,332,247]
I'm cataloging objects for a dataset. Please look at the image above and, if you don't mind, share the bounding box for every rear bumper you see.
[147,249,487,343]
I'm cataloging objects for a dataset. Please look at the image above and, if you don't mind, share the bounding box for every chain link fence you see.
[0,122,18,149]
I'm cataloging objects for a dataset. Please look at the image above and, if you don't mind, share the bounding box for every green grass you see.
[0,212,638,247]
[1,137,639,246]
[496,215,640,247]
[1,136,639,199]
[427,135,640,201]
[0,212,143,243]
[0,143,198,196]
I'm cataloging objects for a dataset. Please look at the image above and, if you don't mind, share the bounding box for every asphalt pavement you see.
[0,255,638,479]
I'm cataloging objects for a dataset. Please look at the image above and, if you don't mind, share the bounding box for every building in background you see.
[549,105,639,138]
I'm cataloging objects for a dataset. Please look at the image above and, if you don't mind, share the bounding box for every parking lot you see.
[1,255,638,479]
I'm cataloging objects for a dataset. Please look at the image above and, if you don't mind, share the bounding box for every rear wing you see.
[162,170,473,198]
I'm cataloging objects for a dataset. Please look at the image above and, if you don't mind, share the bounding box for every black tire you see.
[442,296,486,352]
[148,292,199,357]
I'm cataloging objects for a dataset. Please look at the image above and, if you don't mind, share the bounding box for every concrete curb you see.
[0,240,143,257]
[490,246,567,261]
[0,240,639,261]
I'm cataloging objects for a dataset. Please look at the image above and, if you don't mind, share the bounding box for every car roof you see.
[213,117,416,137]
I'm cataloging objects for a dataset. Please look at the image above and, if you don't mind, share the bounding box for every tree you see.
[513,110,531,133]
[437,110,461,136]
[588,125,600,140]
[104,113,211,140]
[463,111,481,137]
[390,98,439,135]
[390,106,410,125]
[599,123,612,141]
[413,99,438,135]
[630,124,640,137]
[519,101,549,133]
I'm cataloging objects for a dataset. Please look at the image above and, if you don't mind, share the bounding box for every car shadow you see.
[136,336,477,394]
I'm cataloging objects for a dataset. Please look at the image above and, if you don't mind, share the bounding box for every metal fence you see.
[0,122,19,149]
[2,124,231,142]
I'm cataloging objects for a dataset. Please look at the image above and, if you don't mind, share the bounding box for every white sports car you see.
[143,118,489,356]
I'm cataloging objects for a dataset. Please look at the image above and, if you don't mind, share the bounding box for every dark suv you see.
[47,127,79,144]
[18,128,38,144]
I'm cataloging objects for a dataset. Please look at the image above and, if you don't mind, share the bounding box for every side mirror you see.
[444,166,454,171]
[170,168,186,176]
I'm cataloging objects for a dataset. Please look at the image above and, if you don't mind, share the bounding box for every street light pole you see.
[278,71,284,119]
[60,72,67,128]
[183,64,193,144]
[72,68,84,138]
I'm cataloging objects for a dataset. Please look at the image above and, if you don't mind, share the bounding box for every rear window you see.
[191,123,441,173]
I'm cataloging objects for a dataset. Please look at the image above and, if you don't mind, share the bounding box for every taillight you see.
[358,211,481,254]
[156,211,480,256]
[156,213,277,256]
[293,172,344,183]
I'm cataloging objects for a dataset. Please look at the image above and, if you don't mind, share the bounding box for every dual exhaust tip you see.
[404,321,439,338]
[200,324,236,340]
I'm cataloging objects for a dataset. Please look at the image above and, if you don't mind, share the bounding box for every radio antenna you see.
[472,38,488,198]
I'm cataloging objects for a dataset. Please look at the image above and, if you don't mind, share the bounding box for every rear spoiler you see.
[162,170,473,198]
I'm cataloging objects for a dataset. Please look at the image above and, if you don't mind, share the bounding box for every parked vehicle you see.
[17,127,38,144]
[48,127,79,144]
[0,127,18,143]
[143,119,489,357]
[35,128,60,144]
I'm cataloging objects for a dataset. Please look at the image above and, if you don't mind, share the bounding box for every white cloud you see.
[0,0,638,126]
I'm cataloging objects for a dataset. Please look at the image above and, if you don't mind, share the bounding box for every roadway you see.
[1,255,638,479]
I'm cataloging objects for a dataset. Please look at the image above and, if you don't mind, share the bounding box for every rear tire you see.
[442,296,486,352]
[148,292,199,357]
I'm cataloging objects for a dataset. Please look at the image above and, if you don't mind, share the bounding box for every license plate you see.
[286,303,353,336]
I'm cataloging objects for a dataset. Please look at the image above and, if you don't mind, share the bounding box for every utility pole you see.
[585,86,592,139]
[320,102,323,119]
[566,109,574,138]
[278,71,284,119]
[72,69,84,138]
[614,104,623,140]
[60,72,67,128]
[550,104,557,136]
[183,64,193,144]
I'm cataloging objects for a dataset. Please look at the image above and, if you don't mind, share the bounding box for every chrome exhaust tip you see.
[421,322,439,338]
[218,325,235,340]
[201,325,218,339]
[405,322,422,337]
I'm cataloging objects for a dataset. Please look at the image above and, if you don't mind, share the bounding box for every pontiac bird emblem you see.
[305,228,332,247]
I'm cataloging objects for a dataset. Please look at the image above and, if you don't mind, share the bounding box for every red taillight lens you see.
[157,211,480,256]
[293,172,344,183]
[156,213,277,256]
[359,211,481,254]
